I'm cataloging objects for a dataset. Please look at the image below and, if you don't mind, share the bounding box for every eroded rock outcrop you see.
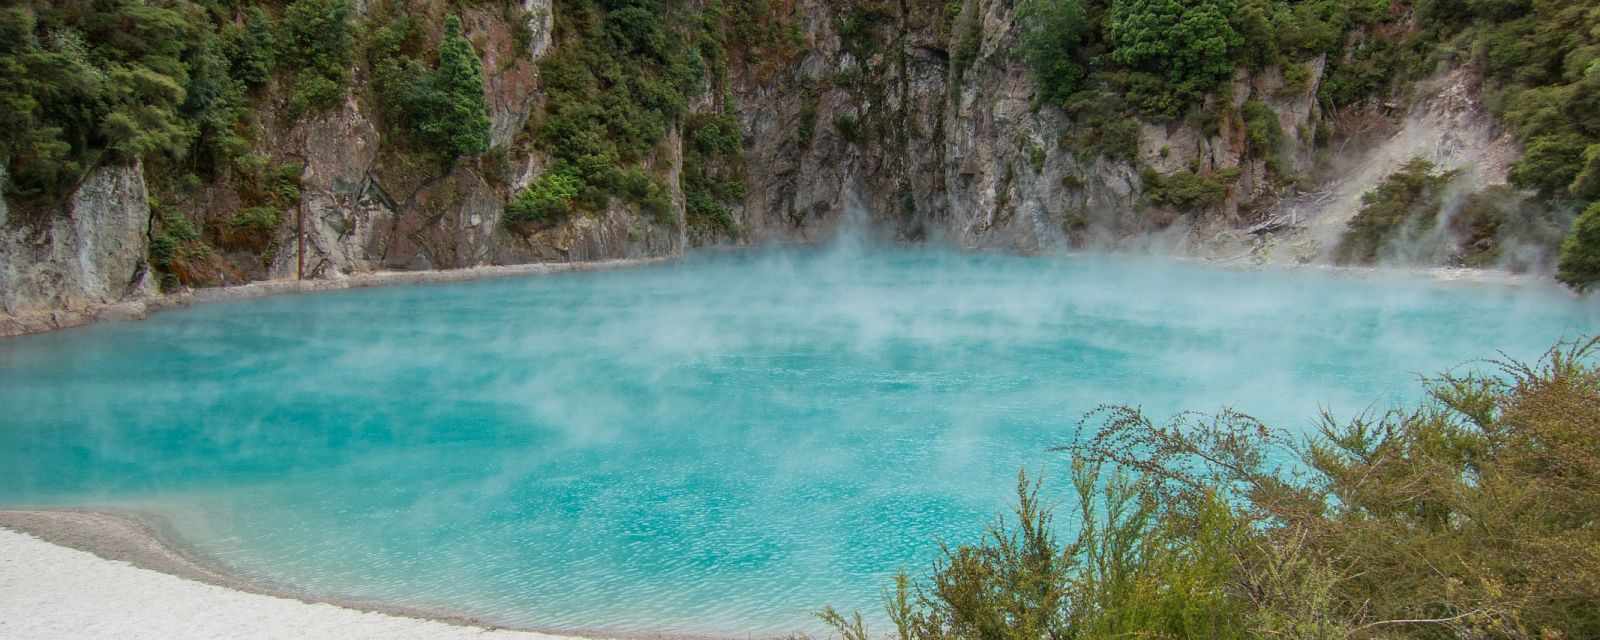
[0,164,158,334]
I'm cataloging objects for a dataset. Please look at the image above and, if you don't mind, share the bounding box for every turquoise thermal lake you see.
[1,246,1595,635]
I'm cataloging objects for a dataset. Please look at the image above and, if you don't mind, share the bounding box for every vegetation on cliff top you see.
[4,0,1598,289]
[824,338,1600,639]
[507,0,745,234]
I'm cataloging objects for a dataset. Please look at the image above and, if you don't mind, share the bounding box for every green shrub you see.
[149,210,209,289]
[1108,0,1242,109]
[229,206,281,232]
[506,169,583,224]
[1317,37,1401,109]
[0,2,209,200]
[382,15,491,159]
[1241,98,1283,170]
[1510,132,1589,198]
[683,112,745,237]
[1060,87,1141,162]
[1018,0,1090,107]
[827,338,1600,640]
[1143,168,1229,210]
[1572,144,1600,200]
[1557,202,1600,291]
[1280,60,1311,95]
[1231,0,1278,68]
[223,8,278,87]
[282,0,353,116]
[1271,0,1357,59]
[289,73,343,117]
[1335,158,1460,264]
[525,0,716,225]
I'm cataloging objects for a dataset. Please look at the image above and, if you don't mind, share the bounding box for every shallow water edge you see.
[0,508,749,640]
[0,257,673,339]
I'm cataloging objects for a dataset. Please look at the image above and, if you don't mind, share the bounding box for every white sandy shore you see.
[0,517,583,640]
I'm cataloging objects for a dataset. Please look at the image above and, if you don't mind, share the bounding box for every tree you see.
[1108,0,1242,97]
[1557,202,1600,291]
[423,15,491,157]
[1,2,202,199]
[1510,133,1589,198]
[382,15,490,159]
[1018,0,1090,107]
[282,0,352,115]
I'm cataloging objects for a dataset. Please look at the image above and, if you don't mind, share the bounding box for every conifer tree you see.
[422,15,490,158]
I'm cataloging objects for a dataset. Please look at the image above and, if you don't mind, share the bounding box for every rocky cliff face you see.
[0,0,1526,330]
[260,0,680,282]
[727,0,1520,266]
[726,0,1333,255]
[0,164,158,331]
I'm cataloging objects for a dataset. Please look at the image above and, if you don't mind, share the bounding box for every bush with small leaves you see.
[506,169,583,225]
[1557,202,1600,292]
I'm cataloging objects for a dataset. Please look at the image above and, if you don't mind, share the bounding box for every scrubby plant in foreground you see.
[822,338,1600,640]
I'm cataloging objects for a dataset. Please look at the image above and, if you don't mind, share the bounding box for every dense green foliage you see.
[505,168,583,224]
[1142,169,1231,211]
[683,112,746,237]
[0,0,357,204]
[1,2,200,199]
[281,0,353,116]
[1015,0,1387,120]
[1017,0,1090,107]
[1240,98,1283,167]
[1428,0,1600,284]
[148,206,205,289]
[1335,158,1460,264]
[826,338,1600,639]
[1108,0,1242,103]
[375,14,492,159]
[1558,203,1600,290]
[1011,0,1599,286]
[509,0,743,230]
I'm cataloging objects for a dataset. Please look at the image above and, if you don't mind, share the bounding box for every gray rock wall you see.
[0,164,157,319]
[724,0,1334,256]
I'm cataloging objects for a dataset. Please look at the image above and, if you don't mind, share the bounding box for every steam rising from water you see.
[0,243,1594,635]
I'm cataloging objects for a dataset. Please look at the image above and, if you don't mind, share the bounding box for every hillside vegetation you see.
[3,0,1600,289]
[1012,0,1600,286]
[1,0,753,287]
[823,338,1600,639]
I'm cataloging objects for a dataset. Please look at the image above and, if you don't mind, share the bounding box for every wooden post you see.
[297,201,305,280]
